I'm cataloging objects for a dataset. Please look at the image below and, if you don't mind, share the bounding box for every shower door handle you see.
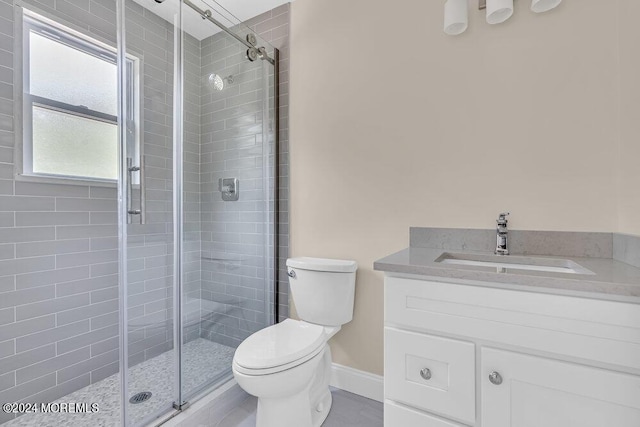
[127,157,145,224]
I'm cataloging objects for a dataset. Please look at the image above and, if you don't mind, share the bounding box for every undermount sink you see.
[435,252,595,275]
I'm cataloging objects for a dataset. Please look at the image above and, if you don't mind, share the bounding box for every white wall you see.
[289,0,630,375]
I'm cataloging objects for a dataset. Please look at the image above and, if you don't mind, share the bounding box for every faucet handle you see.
[497,212,510,223]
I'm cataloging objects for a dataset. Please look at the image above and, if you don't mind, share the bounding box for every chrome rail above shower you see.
[182,0,275,65]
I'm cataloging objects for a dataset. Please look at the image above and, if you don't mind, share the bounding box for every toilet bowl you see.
[233,319,337,427]
[231,257,357,427]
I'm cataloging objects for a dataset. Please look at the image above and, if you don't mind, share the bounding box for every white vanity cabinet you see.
[383,276,640,427]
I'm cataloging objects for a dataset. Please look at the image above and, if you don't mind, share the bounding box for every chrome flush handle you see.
[287,269,296,279]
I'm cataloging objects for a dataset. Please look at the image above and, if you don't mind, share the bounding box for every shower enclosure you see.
[0,0,279,425]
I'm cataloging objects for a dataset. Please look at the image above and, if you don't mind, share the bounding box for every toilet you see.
[232,257,357,427]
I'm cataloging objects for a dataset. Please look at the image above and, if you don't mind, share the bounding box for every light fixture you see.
[486,0,514,24]
[444,0,468,36]
[444,0,562,35]
[531,0,561,13]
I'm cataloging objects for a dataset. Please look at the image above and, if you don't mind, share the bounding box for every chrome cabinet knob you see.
[419,368,432,380]
[489,371,503,385]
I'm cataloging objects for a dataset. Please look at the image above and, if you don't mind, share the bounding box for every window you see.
[22,12,137,181]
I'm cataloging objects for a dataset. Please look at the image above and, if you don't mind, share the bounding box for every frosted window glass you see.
[29,32,117,116]
[32,106,118,180]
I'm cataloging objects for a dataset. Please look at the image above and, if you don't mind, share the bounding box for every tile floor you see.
[4,339,235,427]
[174,385,384,427]
[4,339,383,427]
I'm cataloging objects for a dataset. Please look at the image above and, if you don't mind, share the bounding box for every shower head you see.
[209,74,224,91]
[206,73,234,91]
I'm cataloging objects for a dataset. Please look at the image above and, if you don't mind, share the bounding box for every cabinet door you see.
[481,347,640,427]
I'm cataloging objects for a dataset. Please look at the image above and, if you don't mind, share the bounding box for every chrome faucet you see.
[495,212,510,255]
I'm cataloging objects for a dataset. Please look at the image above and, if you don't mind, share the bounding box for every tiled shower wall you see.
[0,0,202,421]
[249,4,291,325]
[0,0,289,421]
[124,0,203,364]
[198,35,268,348]
[198,4,290,348]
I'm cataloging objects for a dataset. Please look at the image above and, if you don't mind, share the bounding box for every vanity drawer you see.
[384,327,475,424]
[385,400,468,427]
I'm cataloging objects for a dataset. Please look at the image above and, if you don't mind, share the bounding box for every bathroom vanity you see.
[375,228,640,427]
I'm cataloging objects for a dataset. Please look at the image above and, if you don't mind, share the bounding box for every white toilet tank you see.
[286,257,357,327]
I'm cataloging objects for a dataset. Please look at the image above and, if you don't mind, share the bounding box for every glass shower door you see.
[178,1,279,401]
[118,0,181,425]
[117,0,279,423]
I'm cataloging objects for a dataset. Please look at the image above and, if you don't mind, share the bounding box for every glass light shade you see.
[444,0,468,36]
[531,0,562,13]
[486,0,514,24]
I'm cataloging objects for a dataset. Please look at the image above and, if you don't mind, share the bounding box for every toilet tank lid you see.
[287,257,357,273]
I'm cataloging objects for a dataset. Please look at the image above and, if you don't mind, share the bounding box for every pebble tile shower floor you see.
[3,339,235,427]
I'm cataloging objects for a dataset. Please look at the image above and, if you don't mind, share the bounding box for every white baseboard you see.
[330,363,384,403]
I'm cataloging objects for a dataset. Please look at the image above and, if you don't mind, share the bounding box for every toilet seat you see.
[233,343,325,376]
[233,319,326,375]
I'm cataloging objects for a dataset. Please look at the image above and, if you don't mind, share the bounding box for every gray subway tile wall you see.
[0,0,290,423]
[0,0,189,422]
[198,5,291,349]
[248,4,292,323]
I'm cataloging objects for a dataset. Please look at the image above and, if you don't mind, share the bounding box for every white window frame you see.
[19,9,140,184]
